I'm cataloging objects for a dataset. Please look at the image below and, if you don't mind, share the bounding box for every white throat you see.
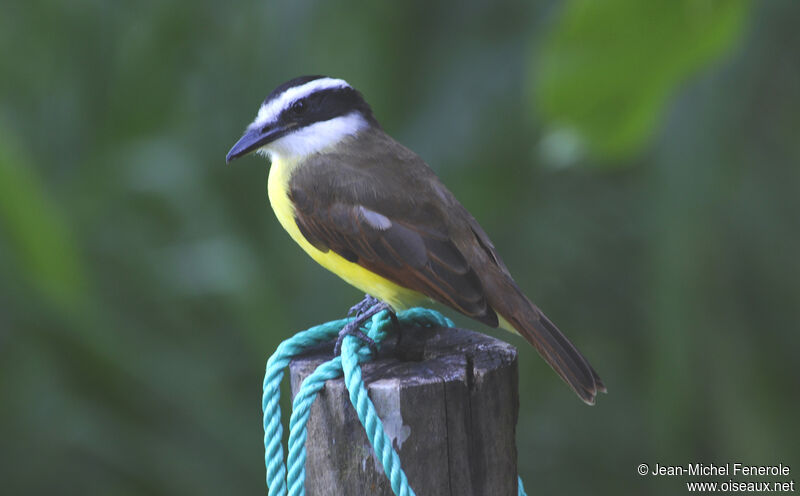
[259,112,368,160]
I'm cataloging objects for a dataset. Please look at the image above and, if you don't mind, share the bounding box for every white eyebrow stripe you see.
[251,77,351,129]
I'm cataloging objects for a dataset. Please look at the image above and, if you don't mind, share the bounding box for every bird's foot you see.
[335,297,394,356]
[334,326,378,357]
[347,294,381,317]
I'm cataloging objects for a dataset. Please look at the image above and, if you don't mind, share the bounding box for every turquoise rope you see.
[262,307,527,496]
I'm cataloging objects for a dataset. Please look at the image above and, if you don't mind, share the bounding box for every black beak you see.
[226,124,287,163]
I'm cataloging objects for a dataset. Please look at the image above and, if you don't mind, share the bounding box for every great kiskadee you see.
[227,76,605,404]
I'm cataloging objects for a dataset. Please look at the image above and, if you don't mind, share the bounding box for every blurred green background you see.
[2,0,798,494]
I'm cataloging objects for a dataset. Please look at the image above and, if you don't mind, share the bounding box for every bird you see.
[227,75,605,404]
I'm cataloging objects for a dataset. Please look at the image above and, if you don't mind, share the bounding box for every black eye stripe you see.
[277,87,378,127]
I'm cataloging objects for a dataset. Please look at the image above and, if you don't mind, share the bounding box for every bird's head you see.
[226,76,377,163]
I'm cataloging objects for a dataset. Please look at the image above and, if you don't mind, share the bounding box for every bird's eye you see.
[290,100,306,115]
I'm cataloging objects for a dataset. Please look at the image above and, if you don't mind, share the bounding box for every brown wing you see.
[289,187,498,327]
[286,130,603,404]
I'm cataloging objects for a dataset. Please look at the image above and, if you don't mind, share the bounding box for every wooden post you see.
[289,324,520,496]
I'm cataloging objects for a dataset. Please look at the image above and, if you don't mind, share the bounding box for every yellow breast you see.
[266,155,424,310]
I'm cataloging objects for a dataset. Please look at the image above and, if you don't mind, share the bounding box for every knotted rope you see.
[261,307,527,496]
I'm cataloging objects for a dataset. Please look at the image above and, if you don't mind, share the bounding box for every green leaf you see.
[532,0,749,163]
[0,133,87,310]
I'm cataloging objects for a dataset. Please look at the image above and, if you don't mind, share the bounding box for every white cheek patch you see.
[252,77,350,129]
[266,112,368,158]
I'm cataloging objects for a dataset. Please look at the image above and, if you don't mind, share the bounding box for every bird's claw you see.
[347,294,380,317]
[336,295,394,356]
[334,326,379,356]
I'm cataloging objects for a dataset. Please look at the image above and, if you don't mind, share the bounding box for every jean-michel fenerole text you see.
[651,463,791,477]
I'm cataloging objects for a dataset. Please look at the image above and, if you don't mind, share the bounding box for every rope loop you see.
[261,307,527,496]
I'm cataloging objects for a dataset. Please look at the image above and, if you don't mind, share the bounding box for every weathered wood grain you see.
[289,324,519,496]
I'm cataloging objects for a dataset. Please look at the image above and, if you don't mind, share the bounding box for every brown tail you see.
[494,287,605,405]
